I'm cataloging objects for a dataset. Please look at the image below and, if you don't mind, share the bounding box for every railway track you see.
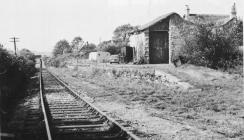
[40,63,140,140]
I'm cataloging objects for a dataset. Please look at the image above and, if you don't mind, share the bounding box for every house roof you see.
[132,12,235,34]
[186,14,232,25]
[139,12,180,31]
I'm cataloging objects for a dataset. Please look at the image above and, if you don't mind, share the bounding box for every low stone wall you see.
[91,66,193,91]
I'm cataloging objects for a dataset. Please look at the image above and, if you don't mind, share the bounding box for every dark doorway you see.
[120,46,133,63]
[149,31,169,64]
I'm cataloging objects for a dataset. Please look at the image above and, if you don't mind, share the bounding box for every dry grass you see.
[50,65,244,139]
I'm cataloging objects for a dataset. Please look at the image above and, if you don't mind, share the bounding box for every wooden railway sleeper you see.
[52,116,104,123]
[50,110,91,114]
[53,118,106,125]
[52,115,101,120]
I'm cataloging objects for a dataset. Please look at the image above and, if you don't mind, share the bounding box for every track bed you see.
[41,69,139,140]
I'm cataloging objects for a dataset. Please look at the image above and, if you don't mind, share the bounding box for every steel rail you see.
[47,69,141,140]
[39,59,53,140]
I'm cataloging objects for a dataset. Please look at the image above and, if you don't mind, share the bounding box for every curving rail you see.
[39,60,53,140]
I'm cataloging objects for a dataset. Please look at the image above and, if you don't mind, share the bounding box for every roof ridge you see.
[189,14,229,17]
[139,12,181,31]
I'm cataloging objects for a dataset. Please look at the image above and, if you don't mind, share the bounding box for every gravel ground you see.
[49,65,244,140]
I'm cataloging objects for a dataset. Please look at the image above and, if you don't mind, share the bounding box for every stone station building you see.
[129,4,238,64]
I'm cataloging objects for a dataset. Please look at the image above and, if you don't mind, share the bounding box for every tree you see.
[97,40,120,54]
[82,43,96,53]
[70,36,92,58]
[19,49,35,62]
[71,36,84,53]
[112,24,138,47]
[53,39,71,57]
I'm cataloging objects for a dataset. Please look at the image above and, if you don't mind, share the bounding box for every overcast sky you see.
[0,0,243,53]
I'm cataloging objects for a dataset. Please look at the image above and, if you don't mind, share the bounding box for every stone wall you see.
[91,66,193,90]
[144,30,150,63]
[169,14,186,63]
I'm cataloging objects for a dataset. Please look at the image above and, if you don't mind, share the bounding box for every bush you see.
[43,54,70,68]
[0,47,37,110]
[97,40,121,54]
[134,56,147,64]
[44,57,61,67]
[179,19,243,70]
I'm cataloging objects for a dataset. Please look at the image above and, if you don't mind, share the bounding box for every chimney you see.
[185,5,190,20]
[231,3,237,18]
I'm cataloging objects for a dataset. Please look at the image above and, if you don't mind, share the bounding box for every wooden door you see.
[149,31,169,64]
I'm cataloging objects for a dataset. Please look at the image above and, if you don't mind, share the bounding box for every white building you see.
[89,51,110,63]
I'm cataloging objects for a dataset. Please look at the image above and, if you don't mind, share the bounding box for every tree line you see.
[45,24,138,67]
[52,24,138,57]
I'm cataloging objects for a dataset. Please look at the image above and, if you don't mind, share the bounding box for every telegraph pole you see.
[9,37,19,56]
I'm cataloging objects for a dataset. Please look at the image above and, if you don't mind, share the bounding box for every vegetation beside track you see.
[0,46,37,115]
[49,66,244,139]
